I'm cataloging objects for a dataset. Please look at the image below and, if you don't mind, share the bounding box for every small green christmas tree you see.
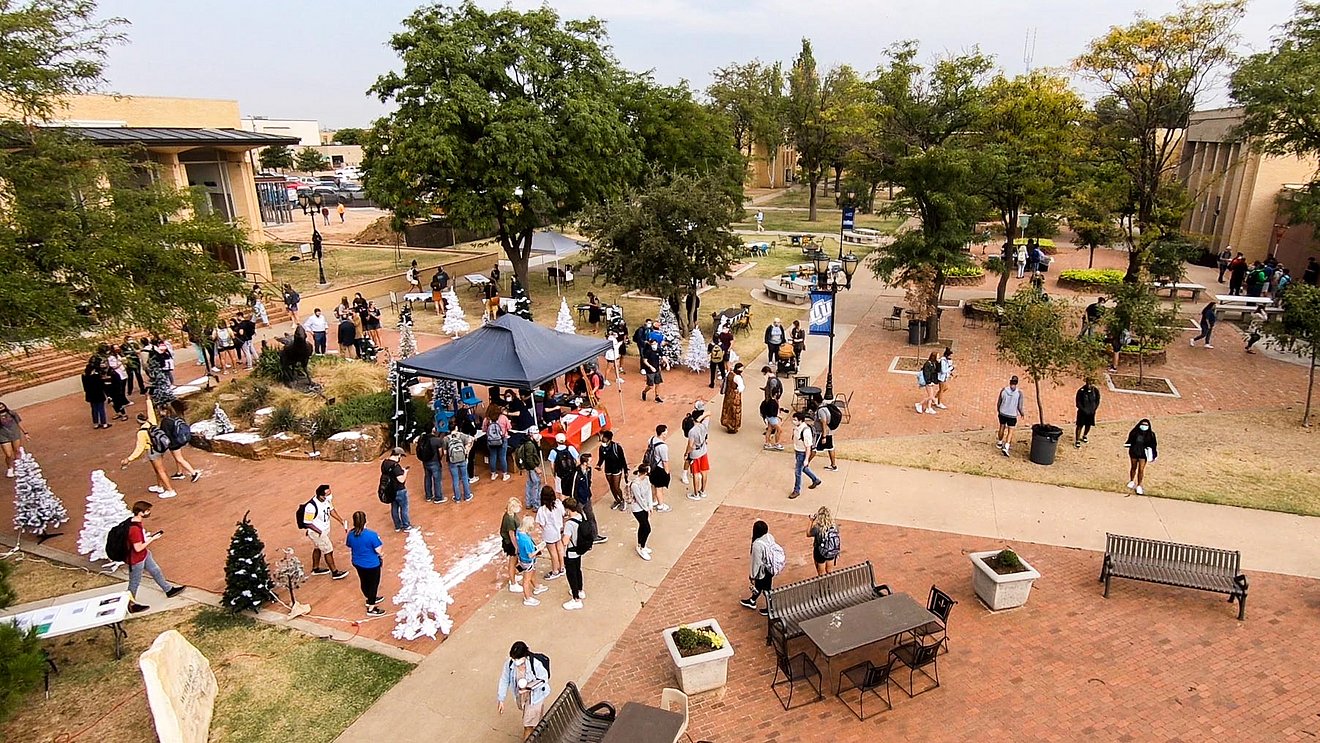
[510,277,533,320]
[222,512,275,613]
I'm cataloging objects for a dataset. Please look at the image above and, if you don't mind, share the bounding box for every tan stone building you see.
[1178,106,1320,266]
[35,95,299,281]
[747,141,798,189]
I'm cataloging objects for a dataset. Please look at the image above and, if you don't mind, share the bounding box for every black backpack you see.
[105,518,133,562]
[552,447,577,478]
[295,499,317,530]
[415,434,434,462]
[148,425,171,454]
[824,404,842,431]
[164,416,191,449]
[571,516,596,554]
[377,471,396,504]
[528,651,551,678]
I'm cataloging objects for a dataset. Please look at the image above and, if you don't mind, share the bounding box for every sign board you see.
[808,291,834,336]
[139,630,218,743]
[841,207,856,230]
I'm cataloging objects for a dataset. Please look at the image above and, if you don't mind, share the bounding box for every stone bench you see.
[763,279,809,305]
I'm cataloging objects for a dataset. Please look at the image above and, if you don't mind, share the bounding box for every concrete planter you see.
[663,618,734,694]
[969,550,1041,611]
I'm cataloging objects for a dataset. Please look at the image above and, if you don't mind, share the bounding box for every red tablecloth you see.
[540,408,611,450]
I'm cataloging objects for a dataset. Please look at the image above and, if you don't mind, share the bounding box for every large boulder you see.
[319,425,388,462]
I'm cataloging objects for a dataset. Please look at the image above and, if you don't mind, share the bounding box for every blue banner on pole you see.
[841,207,856,230]
[808,291,834,336]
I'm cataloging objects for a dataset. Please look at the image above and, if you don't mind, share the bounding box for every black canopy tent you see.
[393,314,611,442]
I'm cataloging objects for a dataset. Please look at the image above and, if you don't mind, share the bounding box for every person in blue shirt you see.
[497,641,552,739]
[515,516,548,607]
[344,511,385,616]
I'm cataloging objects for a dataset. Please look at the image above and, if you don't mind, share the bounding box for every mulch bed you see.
[1109,374,1177,395]
[892,356,924,372]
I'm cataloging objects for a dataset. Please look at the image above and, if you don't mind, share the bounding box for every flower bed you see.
[944,266,986,286]
[1057,268,1124,291]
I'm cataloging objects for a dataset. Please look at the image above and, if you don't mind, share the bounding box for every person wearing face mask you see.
[497,641,551,739]
[125,500,186,613]
[995,376,1026,457]
[1123,419,1158,495]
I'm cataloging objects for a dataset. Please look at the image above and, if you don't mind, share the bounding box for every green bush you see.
[307,405,343,437]
[996,549,1026,572]
[251,347,283,381]
[261,403,300,436]
[235,383,271,417]
[945,265,985,278]
[322,392,393,431]
[0,561,44,722]
[1058,268,1123,289]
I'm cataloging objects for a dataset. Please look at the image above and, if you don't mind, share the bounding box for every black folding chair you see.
[889,637,944,697]
[837,657,896,720]
[769,619,822,710]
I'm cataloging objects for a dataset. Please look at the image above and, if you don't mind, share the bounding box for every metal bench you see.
[1099,533,1249,620]
[766,561,891,645]
[526,682,617,743]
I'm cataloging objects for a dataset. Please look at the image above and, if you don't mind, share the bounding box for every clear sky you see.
[95,0,1298,129]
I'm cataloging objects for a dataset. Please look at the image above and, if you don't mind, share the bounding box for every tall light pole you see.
[811,249,859,400]
[297,192,326,285]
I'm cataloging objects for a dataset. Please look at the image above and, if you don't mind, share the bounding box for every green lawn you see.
[734,208,899,236]
[742,238,881,279]
[756,185,897,211]
[268,245,461,291]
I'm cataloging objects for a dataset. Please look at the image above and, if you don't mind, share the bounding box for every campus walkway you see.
[339,323,1320,742]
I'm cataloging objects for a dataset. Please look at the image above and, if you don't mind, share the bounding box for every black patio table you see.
[798,593,939,690]
[599,702,685,743]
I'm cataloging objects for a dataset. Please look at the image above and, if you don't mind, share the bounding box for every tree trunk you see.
[1306,351,1316,428]
[867,182,879,213]
[996,267,1011,305]
[1088,245,1096,269]
[832,165,842,195]
[1137,340,1145,383]
[1034,378,1045,426]
[808,177,820,221]
[498,220,534,292]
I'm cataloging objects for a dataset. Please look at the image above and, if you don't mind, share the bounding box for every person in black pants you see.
[570,454,606,544]
[561,499,587,610]
[344,511,386,616]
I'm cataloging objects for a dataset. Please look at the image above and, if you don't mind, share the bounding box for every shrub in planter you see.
[969,548,1041,611]
[672,625,726,657]
[663,618,735,694]
[1057,268,1123,290]
[945,265,986,286]
[322,391,393,430]
[260,403,300,436]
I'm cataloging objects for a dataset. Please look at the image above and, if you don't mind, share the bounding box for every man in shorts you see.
[761,366,785,450]
[646,424,672,512]
[685,403,711,500]
[996,375,1025,456]
[810,398,838,471]
[303,484,348,579]
[640,338,664,403]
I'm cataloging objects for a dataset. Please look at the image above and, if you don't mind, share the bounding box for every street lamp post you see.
[297,192,327,285]
[812,249,859,400]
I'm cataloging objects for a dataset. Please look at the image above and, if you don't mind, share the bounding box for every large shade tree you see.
[364,2,641,290]
[1073,0,1245,281]
[0,0,245,359]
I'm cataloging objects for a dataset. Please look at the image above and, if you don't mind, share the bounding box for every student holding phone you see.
[126,500,185,613]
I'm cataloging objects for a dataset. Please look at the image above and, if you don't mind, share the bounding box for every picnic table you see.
[798,592,938,691]
[465,274,490,291]
[599,702,685,743]
[1214,294,1273,320]
[1215,294,1271,306]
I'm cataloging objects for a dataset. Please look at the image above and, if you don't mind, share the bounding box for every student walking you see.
[739,520,780,615]
[283,283,301,326]
[515,516,550,607]
[547,433,580,496]
[686,405,711,500]
[628,464,654,560]
[380,447,413,531]
[1074,380,1101,447]
[596,430,628,511]
[808,507,841,576]
[809,399,838,471]
[995,376,1025,457]
[497,642,551,739]
[345,511,386,616]
[301,484,348,579]
[789,411,821,498]
[915,352,941,414]
[501,498,525,593]
[0,401,27,478]
[1124,418,1158,496]
[161,401,200,483]
[935,347,956,408]
[645,425,672,512]
[535,487,565,581]
[1189,301,1217,348]
[121,400,176,499]
[561,498,588,610]
[124,500,186,613]
[1244,306,1268,353]
[707,340,727,388]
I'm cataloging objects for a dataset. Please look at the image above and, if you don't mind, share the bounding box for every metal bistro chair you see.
[889,636,945,698]
[837,657,897,720]
[769,619,823,710]
[898,585,957,652]
[793,375,810,392]
[883,305,904,331]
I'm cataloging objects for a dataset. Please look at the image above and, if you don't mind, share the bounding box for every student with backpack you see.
[444,428,474,503]
[809,399,839,472]
[299,484,348,579]
[570,453,607,545]
[379,447,413,531]
[644,425,672,512]
[416,427,446,503]
[514,433,544,509]
[707,340,727,389]
[808,507,841,576]
[560,498,594,611]
[915,351,941,415]
[119,500,185,613]
[497,641,552,737]
[120,399,178,499]
[162,401,201,484]
[485,407,512,481]
[739,520,783,615]
[547,433,580,497]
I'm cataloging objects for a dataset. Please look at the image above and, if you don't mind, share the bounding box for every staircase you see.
[0,346,91,397]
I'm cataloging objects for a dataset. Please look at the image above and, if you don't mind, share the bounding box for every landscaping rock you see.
[320,425,388,462]
[209,431,277,460]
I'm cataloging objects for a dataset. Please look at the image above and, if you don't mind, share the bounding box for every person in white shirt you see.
[996,375,1026,456]
[303,484,349,579]
[789,411,821,498]
[645,425,672,512]
[303,308,329,354]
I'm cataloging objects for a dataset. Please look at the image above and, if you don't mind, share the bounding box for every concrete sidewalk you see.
[340,303,1320,742]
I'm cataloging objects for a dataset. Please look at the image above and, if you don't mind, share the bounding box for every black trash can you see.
[1029,424,1063,465]
[907,319,922,346]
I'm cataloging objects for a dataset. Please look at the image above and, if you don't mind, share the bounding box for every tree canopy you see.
[1264,284,1320,426]
[294,146,329,172]
[259,144,294,171]
[330,127,366,145]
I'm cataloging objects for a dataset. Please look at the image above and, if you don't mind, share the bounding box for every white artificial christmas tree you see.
[684,326,710,372]
[77,470,132,567]
[392,529,455,640]
[442,289,469,337]
[398,320,418,358]
[555,297,577,334]
[213,403,235,434]
[12,452,68,542]
[656,301,682,370]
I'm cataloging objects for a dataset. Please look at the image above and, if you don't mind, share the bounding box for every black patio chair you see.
[769,618,822,710]
[837,657,896,720]
[889,636,945,698]
[900,585,957,652]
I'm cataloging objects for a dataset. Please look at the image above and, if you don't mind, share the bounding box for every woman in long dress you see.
[720,363,745,433]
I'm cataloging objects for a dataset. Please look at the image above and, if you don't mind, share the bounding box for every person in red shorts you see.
[126,500,185,613]
[685,402,712,501]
